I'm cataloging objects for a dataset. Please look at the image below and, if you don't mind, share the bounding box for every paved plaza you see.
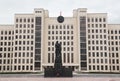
[0,74,120,81]
[0,77,120,81]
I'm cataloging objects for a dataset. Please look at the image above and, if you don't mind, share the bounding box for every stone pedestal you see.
[44,67,73,77]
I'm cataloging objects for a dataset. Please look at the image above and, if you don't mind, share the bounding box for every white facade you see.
[0,25,14,72]
[0,8,120,73]
[108,24,120,72]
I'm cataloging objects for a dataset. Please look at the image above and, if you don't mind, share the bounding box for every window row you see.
[109,53,119,57]
[89,59,108,64]
[109,59,119,64]
[0,65,33,71]
[16,24,34,28]
[48,47,74,51]
[14,65,33,70]
[110,41,120,45]
[35,11,42,13]
[0,53,11,58]
[88,35,107,39]
[88,24,106,28]
[63,53,74,63]
[14,59,33,64]
[0,47,12,51]
[15,35,34,39]
[0,66,11,71]
[16,18,34,23]
[110,47,119,51]
[15,30,34,33]
[87,18,106,22]
[48,31,74,34]
[14,52,33,57]
[48,41,74,46]
[0,42,12,46]
[0,59,11,64]
[110,36,120,40]
[88,52,107,57]
[15,46,33,51]
[89,65,120,71]
[109,30,120,34]
[89,65,108,70]
[15,41,33,45]
[88,46,107,50]
[88,40,107,44]
[48,25,73,29]
[48,53,54,63]
[48,36,74,40]
[0,31,13,35]
[88,29,106,33]
[0,36,13,40]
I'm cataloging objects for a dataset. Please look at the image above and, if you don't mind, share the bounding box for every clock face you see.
[57,16,64,23]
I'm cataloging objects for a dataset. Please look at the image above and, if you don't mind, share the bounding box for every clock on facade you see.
[57,15,64,23]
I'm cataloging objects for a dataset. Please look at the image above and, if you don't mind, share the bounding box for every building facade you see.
[0,8,120,73]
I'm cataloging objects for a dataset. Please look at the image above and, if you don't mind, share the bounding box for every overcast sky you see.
[0,0,120,24]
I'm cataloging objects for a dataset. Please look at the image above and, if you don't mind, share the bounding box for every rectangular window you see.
[93,65,95,70]
[48,53,50,63]
[113,66,115,70]
[105,66,107,70]
[97,66,99,70]
[14,66,16,70]
[101,65,104,70]
[30,66,33,70]
[64,53,66,63]
[71,53,73,63]
[67,53,70,63]
[95,18,98,22]
[117,66,119,70]
[26,66,29,70]
[103,18,106,22]
[89,65,91,70]
[89,59,91,63]
[52,53,54,63]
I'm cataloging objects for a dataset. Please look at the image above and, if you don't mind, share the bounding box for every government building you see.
[0,8,120,73]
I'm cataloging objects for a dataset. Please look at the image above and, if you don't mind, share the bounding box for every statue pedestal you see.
[44,67,73,77]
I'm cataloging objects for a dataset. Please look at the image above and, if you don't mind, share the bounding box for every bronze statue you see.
[55,41,61,58]
[54,41,62,69]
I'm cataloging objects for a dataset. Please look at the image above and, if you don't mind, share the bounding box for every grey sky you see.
[0,0,120,24]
